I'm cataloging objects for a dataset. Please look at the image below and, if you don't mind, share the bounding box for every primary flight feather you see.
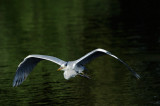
[13,48,140,87]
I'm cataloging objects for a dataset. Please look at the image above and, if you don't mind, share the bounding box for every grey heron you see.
[13,48,140,87]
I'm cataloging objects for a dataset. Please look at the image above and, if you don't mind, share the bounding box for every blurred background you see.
[0,0,160,105]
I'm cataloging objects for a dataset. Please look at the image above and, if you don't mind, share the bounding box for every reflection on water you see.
[0,0,160,105]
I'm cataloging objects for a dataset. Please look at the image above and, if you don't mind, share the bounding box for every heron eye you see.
[65,62,68,66]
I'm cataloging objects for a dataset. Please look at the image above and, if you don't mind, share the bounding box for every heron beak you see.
[57,67,64,71]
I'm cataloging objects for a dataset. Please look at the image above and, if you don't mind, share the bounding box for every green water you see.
[0,0,160,105]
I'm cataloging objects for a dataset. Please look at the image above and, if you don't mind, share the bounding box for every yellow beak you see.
[57,67,64,71]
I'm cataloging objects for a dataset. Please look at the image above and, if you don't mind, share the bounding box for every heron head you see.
[57,62,68,71]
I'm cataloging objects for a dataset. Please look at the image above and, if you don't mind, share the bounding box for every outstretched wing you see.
[75,48,140,79]
[13,55,66,87]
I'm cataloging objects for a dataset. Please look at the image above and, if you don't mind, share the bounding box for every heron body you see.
[62,61,81,79]
[58,61,86,79]
[13,48,140,87]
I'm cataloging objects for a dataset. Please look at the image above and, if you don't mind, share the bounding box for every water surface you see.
[0,0,160,105]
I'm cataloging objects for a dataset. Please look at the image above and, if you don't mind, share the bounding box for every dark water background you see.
[0,0,160,105]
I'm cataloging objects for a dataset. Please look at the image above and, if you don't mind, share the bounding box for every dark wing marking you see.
[13,55,66,87]
[75,48,140,79]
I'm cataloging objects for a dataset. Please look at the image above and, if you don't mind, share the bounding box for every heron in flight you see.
[13,48,140,87]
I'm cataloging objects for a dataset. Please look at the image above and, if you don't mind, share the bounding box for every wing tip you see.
[13,75,25,87]
[131,69,140,79]
[12,84,17,87]
[12,80,22,87]
[12,82,18,87]
[135,73,141,79]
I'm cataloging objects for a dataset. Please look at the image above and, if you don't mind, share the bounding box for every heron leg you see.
[78,72,91,79]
